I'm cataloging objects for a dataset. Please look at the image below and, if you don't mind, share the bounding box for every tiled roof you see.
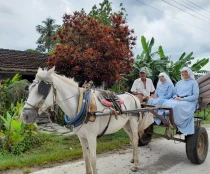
[0,48,49,72]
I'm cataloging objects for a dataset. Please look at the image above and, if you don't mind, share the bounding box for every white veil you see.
[157,72,174,87]
[181,67,195,80]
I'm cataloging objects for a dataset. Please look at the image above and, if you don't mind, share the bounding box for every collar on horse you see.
[64,89,91,127]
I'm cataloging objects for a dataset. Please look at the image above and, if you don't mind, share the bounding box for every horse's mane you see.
[53,73,78,87]
[35,68,78,87]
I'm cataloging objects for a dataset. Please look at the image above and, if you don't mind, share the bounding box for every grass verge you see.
[1,110,209,171]
[0,129,130,171]
[199,109,210,124]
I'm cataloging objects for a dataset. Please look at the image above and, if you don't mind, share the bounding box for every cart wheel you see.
[138,124,153,146]
[186,126,209,164]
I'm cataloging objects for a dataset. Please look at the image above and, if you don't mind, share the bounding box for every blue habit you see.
[148,81,174,125]
[161,79,199,134]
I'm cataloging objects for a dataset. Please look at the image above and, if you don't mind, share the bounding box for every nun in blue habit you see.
[148,72,174,125]
[160,67,199,135]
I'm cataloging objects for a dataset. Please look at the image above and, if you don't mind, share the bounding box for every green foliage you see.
[11,74,22,84]
[107,78,129,93]
[36,17,60,52]
[7,80,29,104]
[110,35,209,91]
[25,49,40,53]
[0,130,129,170]
[0,101,38,155]
[0,74,28,117]
[0,125,168,170]
[191,58,209,72]
[54,106,66,126]
[133,36,209,87]
[130,36,170,86]
[0,83,9,118]
[89,0,127,26]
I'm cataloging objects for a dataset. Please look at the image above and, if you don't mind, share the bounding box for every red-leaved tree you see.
[48,12,136,86]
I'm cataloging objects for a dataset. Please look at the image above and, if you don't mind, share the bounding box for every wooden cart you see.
[123,95,209,164]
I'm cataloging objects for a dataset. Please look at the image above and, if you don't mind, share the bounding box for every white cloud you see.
[0,0,209,69]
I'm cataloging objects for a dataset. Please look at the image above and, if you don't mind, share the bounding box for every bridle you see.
[24,80,56,115]
[23,80,82,115]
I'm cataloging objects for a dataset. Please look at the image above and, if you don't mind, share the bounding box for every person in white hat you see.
[160,67,199,135]
[131,67,155,103]
[148,72,174,125]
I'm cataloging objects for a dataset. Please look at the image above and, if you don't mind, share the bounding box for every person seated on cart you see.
[160,67,199,135]
[148,72,174,125]
[131,67,155,103]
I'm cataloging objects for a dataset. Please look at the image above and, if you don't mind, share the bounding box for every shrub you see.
[0,101,39,155]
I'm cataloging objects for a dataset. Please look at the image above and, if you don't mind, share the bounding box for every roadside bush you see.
[0,74,29,117]
[0,101,40,155]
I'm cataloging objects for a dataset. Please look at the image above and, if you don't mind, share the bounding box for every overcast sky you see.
[0,0,210,69]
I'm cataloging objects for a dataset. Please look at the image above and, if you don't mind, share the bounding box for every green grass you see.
[195,108,210,124]
[1,109,209,171]
[0,130,130,171]
[153,126,166,138]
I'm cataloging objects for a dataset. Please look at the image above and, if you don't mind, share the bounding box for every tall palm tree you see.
[36,17,60,52]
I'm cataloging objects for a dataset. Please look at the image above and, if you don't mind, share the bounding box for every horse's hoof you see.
[131,167,138,172]
[130,159,134,163]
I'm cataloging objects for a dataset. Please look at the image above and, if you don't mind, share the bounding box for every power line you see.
[135,0,210,34]
[162,0,210,25]
[172,0,210,20]
[186,0,210,15]
[179,0,210,15]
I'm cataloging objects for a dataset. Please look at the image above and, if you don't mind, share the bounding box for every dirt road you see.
[31,126,210,174]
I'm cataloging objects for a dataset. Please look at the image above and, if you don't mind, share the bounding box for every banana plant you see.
[131,36,209,88]
[191,58,209,72]
[3,74,21,85]
[0,101,38,152]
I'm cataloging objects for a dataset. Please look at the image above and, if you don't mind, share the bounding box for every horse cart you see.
[21,67,210,174]
[123,74,210,165]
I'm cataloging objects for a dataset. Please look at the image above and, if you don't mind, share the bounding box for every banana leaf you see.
[191,58,209,71]
[158,46,165,58]
[148,37,154,53]
[179,52,186,60]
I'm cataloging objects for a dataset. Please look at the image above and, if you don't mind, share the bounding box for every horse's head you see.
[21,67,55,124]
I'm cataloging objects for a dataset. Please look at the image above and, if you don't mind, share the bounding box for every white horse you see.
[21,67,142,174]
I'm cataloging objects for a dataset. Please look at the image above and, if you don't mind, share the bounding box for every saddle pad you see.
[77,88,97,114]
[98,94,124,107]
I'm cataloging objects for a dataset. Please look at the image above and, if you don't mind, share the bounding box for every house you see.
[0,48,49,82]
[0,48,53,124]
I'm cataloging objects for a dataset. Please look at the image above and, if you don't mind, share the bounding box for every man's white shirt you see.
[131,78,155,97]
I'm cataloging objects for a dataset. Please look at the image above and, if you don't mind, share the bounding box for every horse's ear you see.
[49,66,55,72]
[45,66,55,78]
[37,67,42,73]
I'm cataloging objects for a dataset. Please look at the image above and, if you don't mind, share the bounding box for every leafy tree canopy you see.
[36,17,60,53]
[48,12,136,86]
[89,0,127,26]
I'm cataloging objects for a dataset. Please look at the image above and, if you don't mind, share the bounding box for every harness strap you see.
[64,90,91,127]
[125,92,139,109]
[97,112,112,138]
[109,95,122,114]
